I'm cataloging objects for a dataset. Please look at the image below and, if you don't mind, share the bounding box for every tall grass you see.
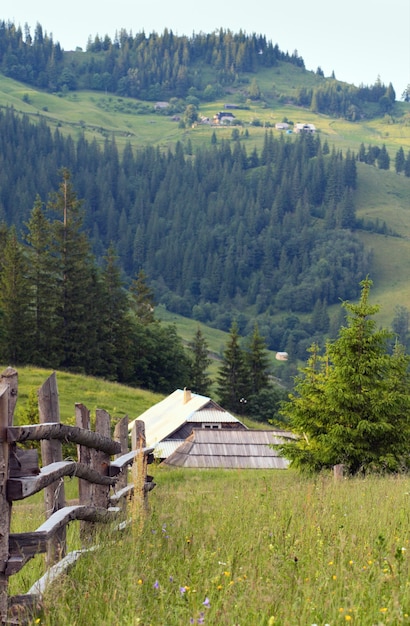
[36,467,410,625]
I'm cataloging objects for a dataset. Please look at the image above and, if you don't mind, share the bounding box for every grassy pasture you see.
[1,365,163,427]
[30,467,410,625]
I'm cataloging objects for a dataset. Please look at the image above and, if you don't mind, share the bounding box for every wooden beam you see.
[9,505,120,557]
[7,460,117,501]
[108,447,154,476]
[8,423,121,455]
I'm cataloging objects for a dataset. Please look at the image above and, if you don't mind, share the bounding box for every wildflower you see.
[223,571,230,577]
[137,579,143,585]
[380,608,388,613]
[203,597,211,607]
[345,616,352,621]
[180,586,186,594]
[198,613,205,624]
[153,580,159,589]
[169,576,174,582]
[217,585,223,590]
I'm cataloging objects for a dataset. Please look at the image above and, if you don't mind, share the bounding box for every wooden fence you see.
[0,367,155,625]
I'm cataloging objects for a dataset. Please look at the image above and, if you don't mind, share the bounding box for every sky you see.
[5,0,410,97]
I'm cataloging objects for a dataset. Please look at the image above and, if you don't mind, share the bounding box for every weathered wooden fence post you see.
[38,372,66,565]
[75,403,92,543]
[114,416,129,495]
[92,410,111,509]
[131,420,149,511]
[0,367,17,624]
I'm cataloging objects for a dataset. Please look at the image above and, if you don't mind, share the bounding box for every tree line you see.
[0,19,400,116]
[296,77,397,119]
[0,22,303,99]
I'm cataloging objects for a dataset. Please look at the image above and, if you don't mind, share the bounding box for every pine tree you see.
[188,327,212,395]
[216,322,249,413]
[244,323,270,395]
[24,195,59,366]
[279,278,410,474]
[0,227,32,363]
[48,168,98,370]
[129,269,155,324]
[395,147,405,174]
[98,244,134,381]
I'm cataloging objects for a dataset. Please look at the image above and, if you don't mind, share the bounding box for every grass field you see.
[1,365,163,427]
[22,467,410,626]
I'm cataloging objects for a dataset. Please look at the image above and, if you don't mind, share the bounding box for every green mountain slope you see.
[0,50,409,332]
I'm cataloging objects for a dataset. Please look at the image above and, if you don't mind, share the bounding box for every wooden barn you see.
[162,429,294,469]
[128,388,246,460]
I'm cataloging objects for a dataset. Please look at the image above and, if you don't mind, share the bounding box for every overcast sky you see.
[6,0,410,97]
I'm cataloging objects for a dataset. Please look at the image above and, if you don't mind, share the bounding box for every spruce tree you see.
[216,322,249,413]
[0,227,32,363]
[99,244,134,381]
[244,323,270,395]
[129,269,155,325]
[279,278,410,474]
[48,168,98,370]
[24,195,59,366]
[188,327,212,395]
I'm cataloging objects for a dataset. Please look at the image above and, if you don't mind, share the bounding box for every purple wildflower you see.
[153,580,159,589]
[180,586,187,595]
[202,597,211,607]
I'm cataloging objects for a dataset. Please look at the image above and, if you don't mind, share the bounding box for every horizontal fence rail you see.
[0,368,155,625]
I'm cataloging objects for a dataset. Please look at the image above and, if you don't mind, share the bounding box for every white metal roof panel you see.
[128,389,242,448]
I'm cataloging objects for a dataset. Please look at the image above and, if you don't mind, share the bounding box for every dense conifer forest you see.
[0,107,370,348]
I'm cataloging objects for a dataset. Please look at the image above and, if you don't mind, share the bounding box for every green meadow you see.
[22,467,410,626]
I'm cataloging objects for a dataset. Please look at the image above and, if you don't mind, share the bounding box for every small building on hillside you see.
[128,389,246,460]
[163,428,295,469]
[275,122,290,130]
[213,111,236,124]
[294,123,316,134]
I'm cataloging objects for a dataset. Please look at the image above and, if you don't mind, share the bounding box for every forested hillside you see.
[0,107,372,352]
[0,19,409,369]
[0,21,399,118]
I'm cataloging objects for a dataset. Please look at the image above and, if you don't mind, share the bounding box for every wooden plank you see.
[7,461,117,501]
[8,424,121,455]
[9,505,121,557]
[9,447,39,478]
[26,546,98,598]
[108,447,154,475]
[109,483,134,504]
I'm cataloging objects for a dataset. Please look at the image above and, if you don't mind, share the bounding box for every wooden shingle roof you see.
[163,429,294,469]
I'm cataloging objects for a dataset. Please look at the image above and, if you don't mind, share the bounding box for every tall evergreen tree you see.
[216,322,249,413]
[188,327,212,395]
[279,279,410,474]
[24,195,59,366]
[48,168,98,370]
[244,323,270,395]
[99,244,134,381]
[0,227,32,363]
[129,269,155,324]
